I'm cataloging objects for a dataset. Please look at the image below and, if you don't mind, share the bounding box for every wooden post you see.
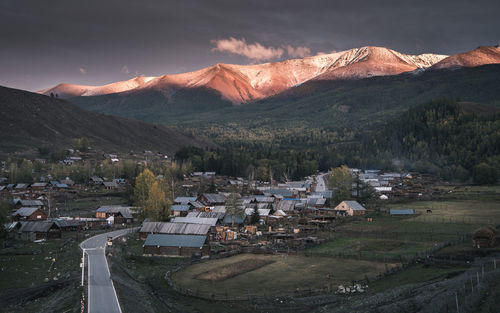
[455,292,459,313]
[470,277,474,293]
[476,272,480,286]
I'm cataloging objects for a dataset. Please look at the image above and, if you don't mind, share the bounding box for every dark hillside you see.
[0,86,214,155]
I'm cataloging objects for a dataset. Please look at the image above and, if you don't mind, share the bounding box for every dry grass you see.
[196,258,274,281]
[171,254,396,297]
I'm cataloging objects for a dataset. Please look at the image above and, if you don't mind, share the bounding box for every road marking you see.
[87,251,90,313]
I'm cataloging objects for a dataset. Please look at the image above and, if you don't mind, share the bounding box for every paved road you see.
[315,172,329,192]
[80,228,136,313]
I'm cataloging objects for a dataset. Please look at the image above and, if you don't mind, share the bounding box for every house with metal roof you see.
[12,207,47,221]
[174,196,197,205]
[170,217,218,226]
[334,200,367,216]
[222,213,247,226]
[17,221,61,241]
[143,234,209,257]
[139,222,211,239]
[196,193,226,206]
[96,205,136,223]
[171,204,190,217]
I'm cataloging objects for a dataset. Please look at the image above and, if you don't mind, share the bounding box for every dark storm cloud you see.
[1,0,499,91]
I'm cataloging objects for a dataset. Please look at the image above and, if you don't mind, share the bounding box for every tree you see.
[145,181,170,221]
[250,205,260,225]
[328,165,354,205]
[225,192,244,227]
[473,163,498,185]
[133,169,156,216]
[0,201,10,239]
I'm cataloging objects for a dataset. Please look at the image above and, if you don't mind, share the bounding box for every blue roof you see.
[390,209,415,215]
[56,183,68,188]
[144,234,206,248]
[171,204,190,212]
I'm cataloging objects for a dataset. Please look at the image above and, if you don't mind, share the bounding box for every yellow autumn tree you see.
[145,181,170,221]
[133,168,156,216]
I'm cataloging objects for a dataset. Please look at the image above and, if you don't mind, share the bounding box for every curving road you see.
[315,172,329,192]
[80,228,136,313]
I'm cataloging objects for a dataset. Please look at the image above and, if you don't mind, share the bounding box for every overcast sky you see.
[1,0,499,91]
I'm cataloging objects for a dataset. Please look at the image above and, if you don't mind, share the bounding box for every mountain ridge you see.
[40,46,451,104]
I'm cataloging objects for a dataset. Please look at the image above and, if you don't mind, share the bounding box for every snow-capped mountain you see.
[40,45,500,104]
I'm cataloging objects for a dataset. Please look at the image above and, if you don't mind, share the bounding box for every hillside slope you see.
[0,86,214,154]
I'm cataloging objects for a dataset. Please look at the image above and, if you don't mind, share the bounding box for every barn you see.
[142,234,209,257]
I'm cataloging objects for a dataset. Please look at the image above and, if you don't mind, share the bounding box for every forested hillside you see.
[175,99,500,184]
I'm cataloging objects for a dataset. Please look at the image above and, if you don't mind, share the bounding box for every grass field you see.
[171,253,397,298]
[0,233,80,290]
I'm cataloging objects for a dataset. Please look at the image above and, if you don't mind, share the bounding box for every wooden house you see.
[334,200,367,216]
[196,193,226,206]
[139,222,211,240]
[17,221,61,241]
[12,207,47,221]
[171,204,190,217]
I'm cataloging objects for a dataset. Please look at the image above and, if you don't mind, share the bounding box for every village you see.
[0,151,499,313]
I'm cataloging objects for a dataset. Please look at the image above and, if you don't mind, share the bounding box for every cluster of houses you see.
[139,188,368,258]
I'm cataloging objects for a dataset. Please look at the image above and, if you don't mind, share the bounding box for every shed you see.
[196,193,226,206]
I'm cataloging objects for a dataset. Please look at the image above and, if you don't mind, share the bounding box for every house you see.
[171,204,190,217]
[334,200,367,216]
[170,217,218,227]
[143,234,209,257]
[103,181,118,189]
[186,211,225,221]
[15,183,29,190]
[390,209,415,215]
[54,219,82,231]
[196,193,226,206]
[139,222,211,239]
[174,196,197,205]
[90,176,104,185]
[222,214,247,226]
[12,207,47,221]
[30,182,48,190]
[17,221,61,241]
[14,199,45,210]
[96,206,135,223]
[244,208,270,223]
[274,200,296,213]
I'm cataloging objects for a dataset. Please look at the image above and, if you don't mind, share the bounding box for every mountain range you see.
[40,45,500,105]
